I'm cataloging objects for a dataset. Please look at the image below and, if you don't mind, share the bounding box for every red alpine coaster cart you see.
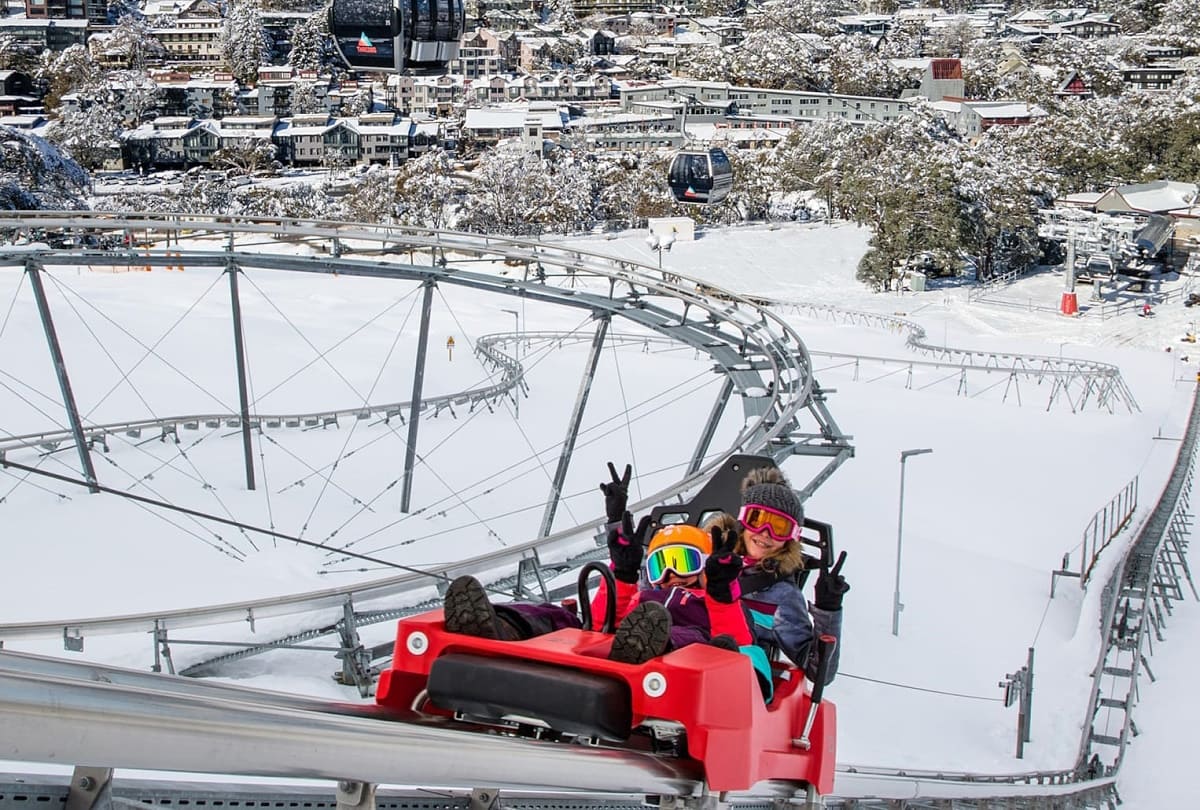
[375,456,838,799]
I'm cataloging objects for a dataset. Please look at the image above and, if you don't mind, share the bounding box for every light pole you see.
[501,308,520,419]
[893,447,933,636]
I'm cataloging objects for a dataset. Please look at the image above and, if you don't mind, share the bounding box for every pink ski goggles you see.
[738,504,802,543]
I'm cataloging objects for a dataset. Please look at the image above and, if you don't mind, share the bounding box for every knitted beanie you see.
[741,471,804,524]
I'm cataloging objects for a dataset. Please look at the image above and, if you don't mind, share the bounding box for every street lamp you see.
[645,231,675,272]
[500,307,521,419]
[893,447,933,637]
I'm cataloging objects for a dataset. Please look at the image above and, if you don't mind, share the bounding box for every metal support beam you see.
[226,261,256,490]
[688,375,734,475]
[401,280,436,513]
[334,597,373,698]
[26,260,98,492]
[539,315,609,537]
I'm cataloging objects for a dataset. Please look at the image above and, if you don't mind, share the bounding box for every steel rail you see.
[0,650,1118,804]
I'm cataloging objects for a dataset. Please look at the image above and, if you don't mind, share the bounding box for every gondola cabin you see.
[668,148,733,205]
[329,0,464,73]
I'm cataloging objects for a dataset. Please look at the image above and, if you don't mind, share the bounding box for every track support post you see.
[538,314,610,537]
[401,280,436,513]
[26,259,99,493]
[226,260,256,490]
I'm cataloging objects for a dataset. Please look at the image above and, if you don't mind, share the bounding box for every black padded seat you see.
[427,652,633,742]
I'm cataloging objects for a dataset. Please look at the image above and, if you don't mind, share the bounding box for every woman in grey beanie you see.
[728,467,846,687]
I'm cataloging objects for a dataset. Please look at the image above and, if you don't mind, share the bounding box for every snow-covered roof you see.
[963,101,1047,119]
[1113,181,1199,213]
[1060,191,1104,206]
[464,108,563,131]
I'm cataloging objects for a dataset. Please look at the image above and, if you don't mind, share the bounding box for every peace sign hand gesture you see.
[814,551,850,611]
[704,525,744,604]
[600,462,632,524]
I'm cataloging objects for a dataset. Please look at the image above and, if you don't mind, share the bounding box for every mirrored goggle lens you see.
[645,544,706,583]
[740,505,799,541]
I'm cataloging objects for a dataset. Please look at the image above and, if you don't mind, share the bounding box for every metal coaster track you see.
[0,212,851,644]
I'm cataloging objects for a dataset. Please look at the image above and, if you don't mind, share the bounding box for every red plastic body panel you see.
[376,610,836,794]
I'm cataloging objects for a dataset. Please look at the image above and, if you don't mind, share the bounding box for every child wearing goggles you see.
[441,464,755,666]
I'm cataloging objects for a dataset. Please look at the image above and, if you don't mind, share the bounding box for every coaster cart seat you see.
[375,455,837,795]
[375,603,835,794]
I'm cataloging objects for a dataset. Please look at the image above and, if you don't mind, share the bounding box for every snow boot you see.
[608,602,671,665]
[443,576,521,641]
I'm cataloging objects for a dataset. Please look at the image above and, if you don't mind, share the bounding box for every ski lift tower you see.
[1061,232,1079,316]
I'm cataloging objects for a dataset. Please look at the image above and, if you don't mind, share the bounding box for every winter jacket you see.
[590,578,754,646]
[739,565,842,685]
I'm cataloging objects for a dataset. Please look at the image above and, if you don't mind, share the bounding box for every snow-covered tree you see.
[340,165,399,223]
[928,18,977,58]
[92,71,159,128]
[289,12,330,73]
[291,80,327,115]
[238,183,334,219]
[213,141,278,175]
[223,0,270,85]
[107,0,140,24]
[826,35,906,97]
[47,104,124,169]
[0,127,90,210]
[1036,36,1124,99]
[394,148,459,229]
[458,141,592,235]
[1092,0,1166,34]
[545,0,580,33]
[591,151,674,228]
[719,30,825,90]
[39,45,103,110]
[0,34,39,73]
[689,0,744,16]
[749,0,845,38]
[957,132,1044,280]
[1148,0,1200,52]
[877,21,924,59]
[92,15,166,70]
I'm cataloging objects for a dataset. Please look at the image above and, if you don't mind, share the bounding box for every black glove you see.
[814,550,850,611]
[599,462,632,525]
[704,525,743,603]
[608,511,652,584]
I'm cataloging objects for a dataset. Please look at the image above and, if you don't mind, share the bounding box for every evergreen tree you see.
[290,11,330,73]
[223,0,271,85]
